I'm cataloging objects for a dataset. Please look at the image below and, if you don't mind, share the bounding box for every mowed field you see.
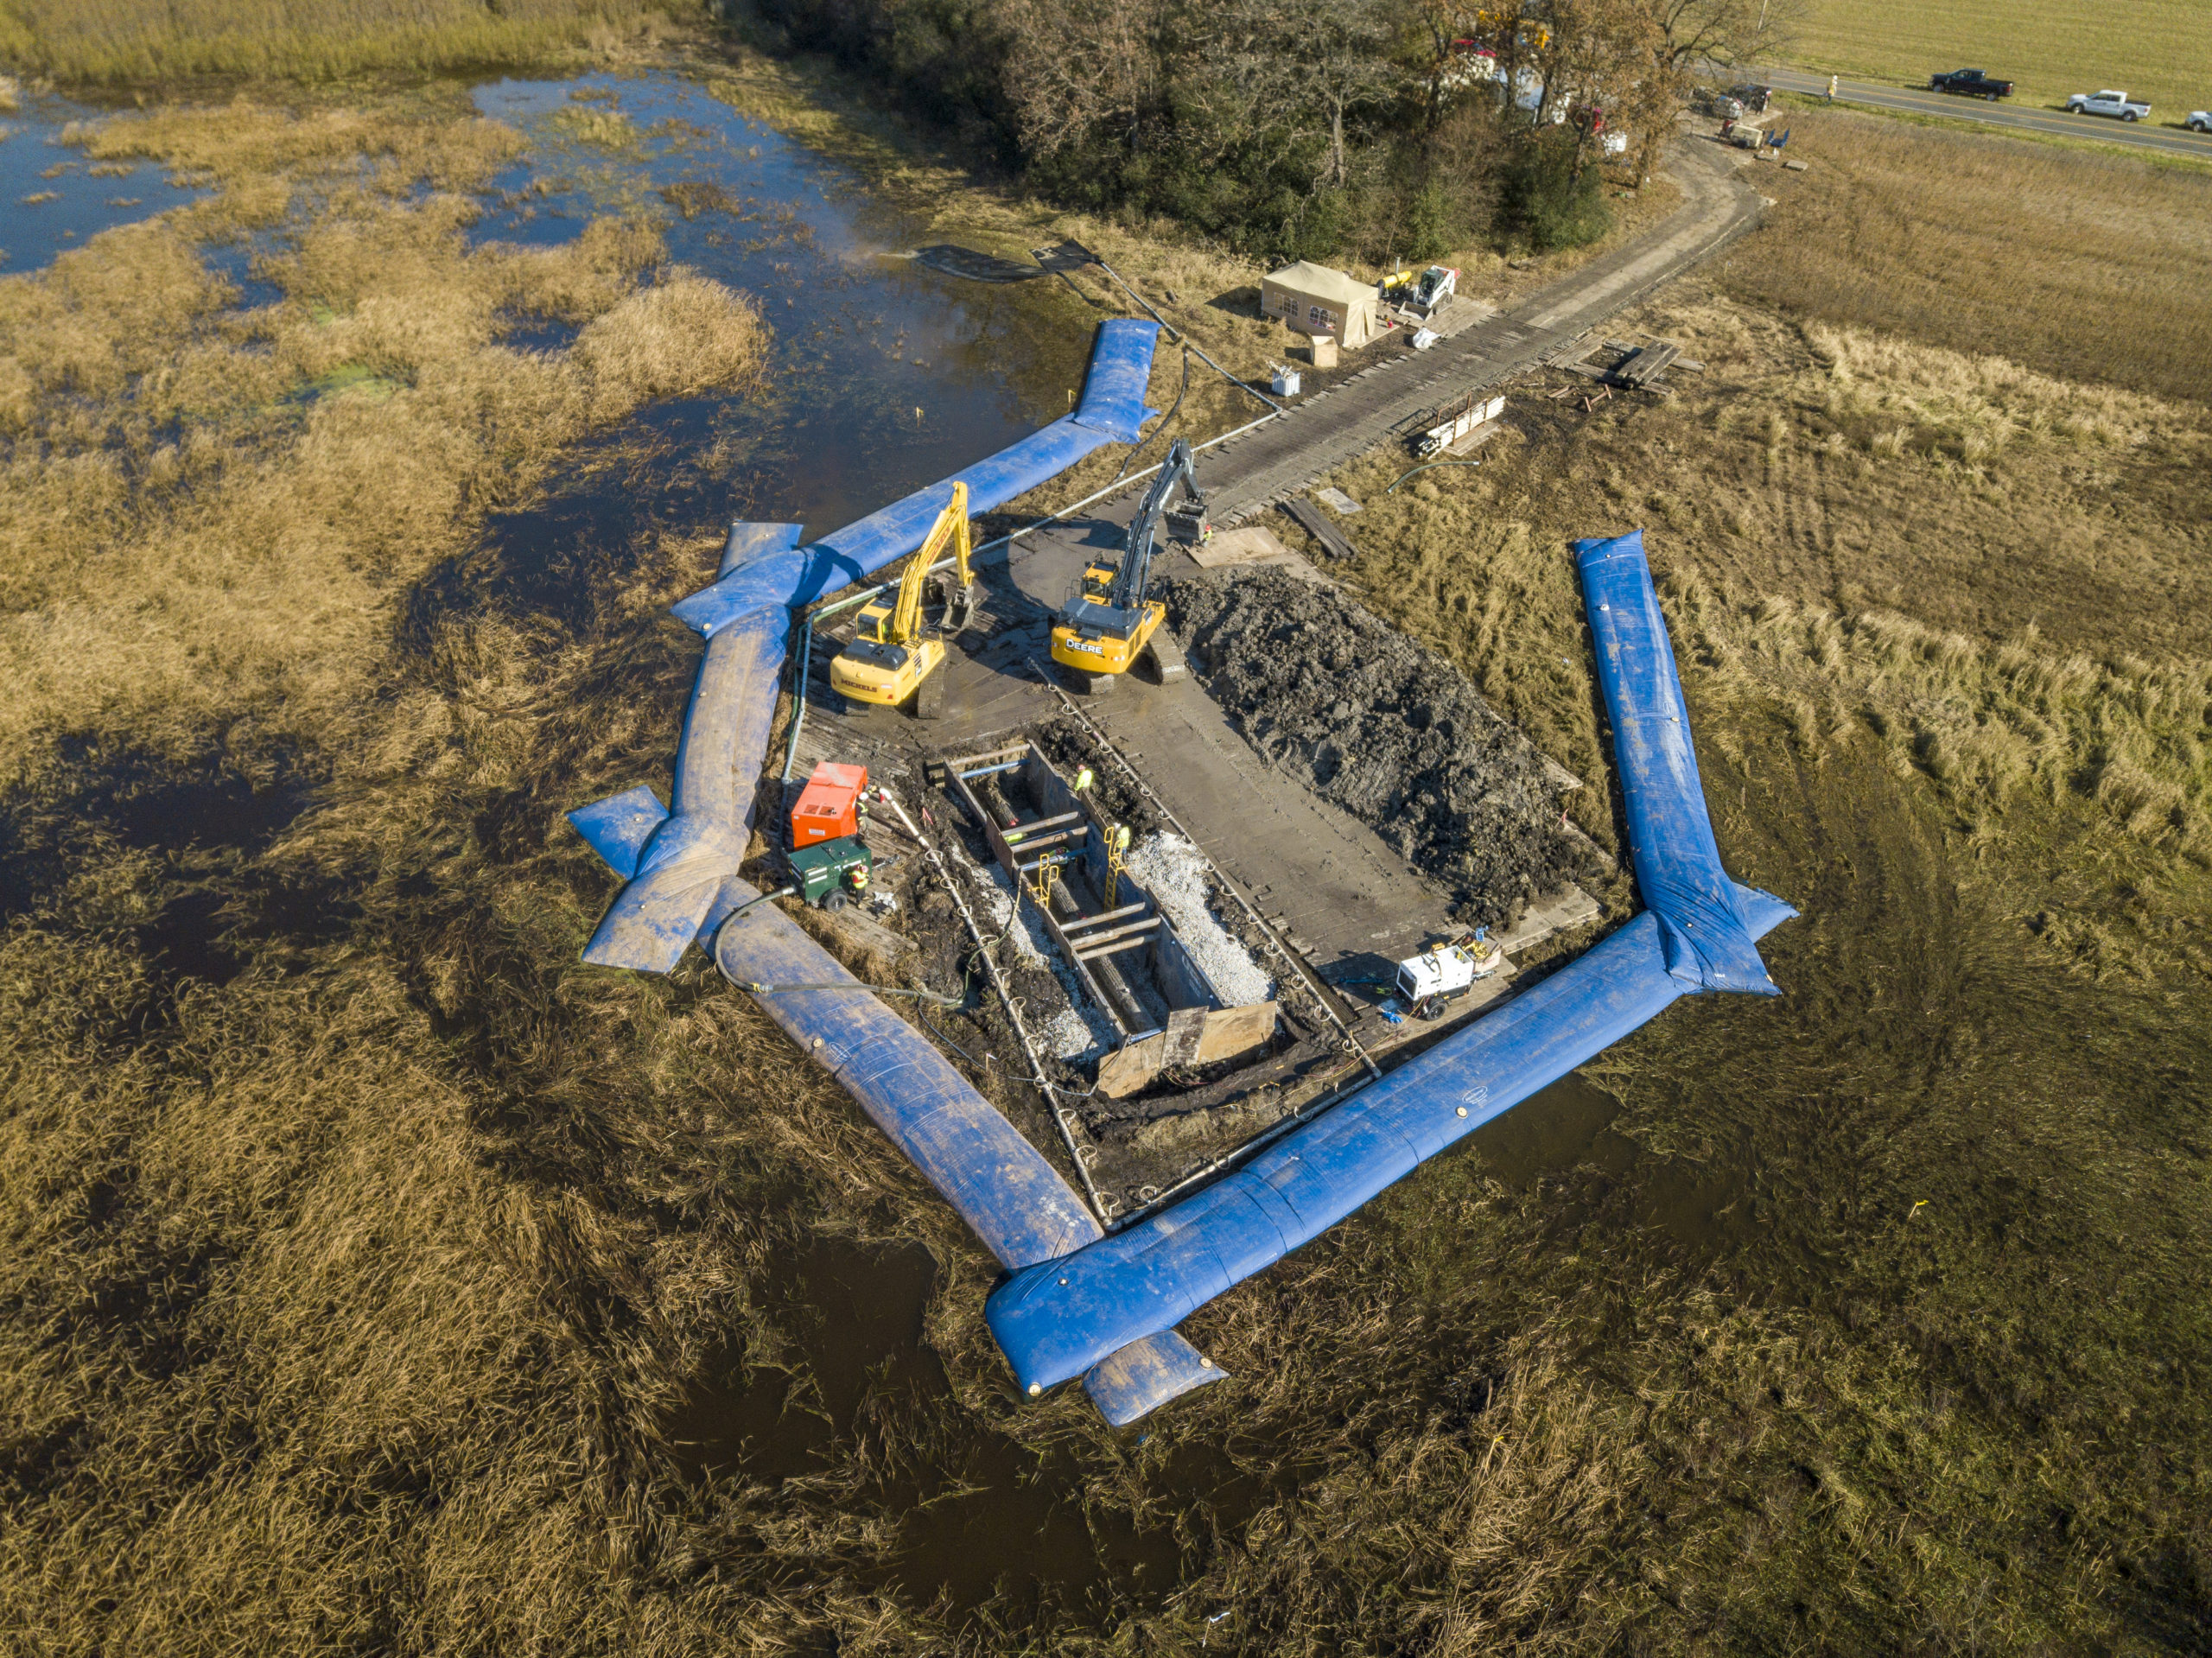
[1785,0,2212,124]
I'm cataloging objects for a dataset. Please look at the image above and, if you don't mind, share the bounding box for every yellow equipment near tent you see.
[829,483,975,718]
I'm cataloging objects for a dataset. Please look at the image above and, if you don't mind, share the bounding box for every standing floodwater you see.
[468,71,1090,543]
[0,85,211,271]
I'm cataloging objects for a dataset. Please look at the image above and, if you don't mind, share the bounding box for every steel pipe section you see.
[986,530,1795,1413]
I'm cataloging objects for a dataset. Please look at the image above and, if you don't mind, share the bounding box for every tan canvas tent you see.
[1260,260,1383,350]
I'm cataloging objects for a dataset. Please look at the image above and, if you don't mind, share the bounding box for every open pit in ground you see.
[756,555,1602,1217]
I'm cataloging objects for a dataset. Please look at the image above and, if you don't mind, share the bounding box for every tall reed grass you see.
[0,99,764,785]
[0,0,699,82]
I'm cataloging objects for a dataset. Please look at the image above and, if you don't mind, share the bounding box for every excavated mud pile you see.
[1167,569,1584,928]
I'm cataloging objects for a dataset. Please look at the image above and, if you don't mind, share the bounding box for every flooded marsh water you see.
[467,71,1090,544]
[8,51,2208,1650]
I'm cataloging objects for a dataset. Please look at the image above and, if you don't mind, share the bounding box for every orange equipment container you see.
[791,760,868,848]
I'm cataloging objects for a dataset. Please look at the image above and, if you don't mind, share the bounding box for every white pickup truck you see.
[2190,111,2211,134]
[2067,90,2152,122]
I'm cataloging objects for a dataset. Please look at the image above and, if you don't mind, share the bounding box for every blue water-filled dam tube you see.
[983,530,1794,1413]
[569,314,1793,1424]
[568,322,1160,1283]
[574,319,1161,971]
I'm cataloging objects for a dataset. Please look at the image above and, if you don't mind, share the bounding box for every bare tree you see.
[1651,0,1808,79]
[999,0,1172,159]
[1195,0,1412,189]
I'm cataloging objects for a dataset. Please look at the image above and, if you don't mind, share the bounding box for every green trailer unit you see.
[788,835,874,912]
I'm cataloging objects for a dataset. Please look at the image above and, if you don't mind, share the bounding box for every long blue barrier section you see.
[671,321,1160,638]
[1578,530,1777,994]
[712,880,1104,1269]
[565,321,1157,1273]
[983,529,1794,1415]
[576,607,788,972]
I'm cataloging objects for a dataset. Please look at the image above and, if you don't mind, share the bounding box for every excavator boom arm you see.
[1111,440,1198,614]
[891,481,969,644]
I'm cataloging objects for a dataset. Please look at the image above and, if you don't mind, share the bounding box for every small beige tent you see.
[1260,260,1383,350]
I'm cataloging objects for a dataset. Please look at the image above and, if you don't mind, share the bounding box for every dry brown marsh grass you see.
[1722,105,2212,405]
[4,59,2210,1658]
[1322,292,2212,985]
[0,98,765,786]
[0,0,699,82]
[1294,287,2212,1648]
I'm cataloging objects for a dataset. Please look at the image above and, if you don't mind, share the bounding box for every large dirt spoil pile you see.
[1167,569,1584,928]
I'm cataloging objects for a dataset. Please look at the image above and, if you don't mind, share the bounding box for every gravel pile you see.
[1166,569,1584,927]
[1124,832,1274,1007]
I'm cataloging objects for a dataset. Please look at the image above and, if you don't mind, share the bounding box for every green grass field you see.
[1786,0,2212,125]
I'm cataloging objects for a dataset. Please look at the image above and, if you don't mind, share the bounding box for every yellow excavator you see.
[1051,438,1207,685]
[829,482,976,719]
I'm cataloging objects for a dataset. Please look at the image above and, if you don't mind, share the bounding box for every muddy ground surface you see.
[1166,569,1587,929]
[770,712,1357,1210]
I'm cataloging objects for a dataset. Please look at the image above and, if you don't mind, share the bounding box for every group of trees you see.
[746,0,1797,260]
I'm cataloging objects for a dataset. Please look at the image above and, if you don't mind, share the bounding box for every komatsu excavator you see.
[829,482,976,719]
[1051,438,1208,685]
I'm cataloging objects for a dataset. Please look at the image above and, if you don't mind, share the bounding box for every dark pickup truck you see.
[1929,68,2013,99]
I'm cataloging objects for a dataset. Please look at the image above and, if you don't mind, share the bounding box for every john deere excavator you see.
[1050,437,1208,687]
[829,482,976,719]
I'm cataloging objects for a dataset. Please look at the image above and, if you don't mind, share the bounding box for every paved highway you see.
[1753,67,2212,162]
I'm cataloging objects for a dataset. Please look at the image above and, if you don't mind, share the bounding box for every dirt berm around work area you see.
[1166,569,1586,930]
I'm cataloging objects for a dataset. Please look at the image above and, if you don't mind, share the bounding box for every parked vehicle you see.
[1928,68,2012,100]
[1691,86,1745,121]
[2189,111,2211,133]
[1729,82,1772,114]
[2067,89,2151,121]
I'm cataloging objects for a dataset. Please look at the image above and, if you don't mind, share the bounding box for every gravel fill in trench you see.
[1166,569,1583,928]
[1124,832,1274,1007]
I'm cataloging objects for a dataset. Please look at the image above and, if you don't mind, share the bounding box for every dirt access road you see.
[1044,136,1764,532]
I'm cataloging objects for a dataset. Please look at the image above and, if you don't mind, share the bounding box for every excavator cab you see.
[1077,562,1117,606]
[1051,438,1203,685]
[830,483,974,718]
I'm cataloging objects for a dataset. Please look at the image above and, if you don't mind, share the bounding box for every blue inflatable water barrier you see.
[982,530,1793,1413]
[575,320,1161,972]
[567,303,1792,1426]
[1578,530,1777,994]
[671,320,1162,638]
[713,880,1104,1270]
[566,322,1158,1283]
